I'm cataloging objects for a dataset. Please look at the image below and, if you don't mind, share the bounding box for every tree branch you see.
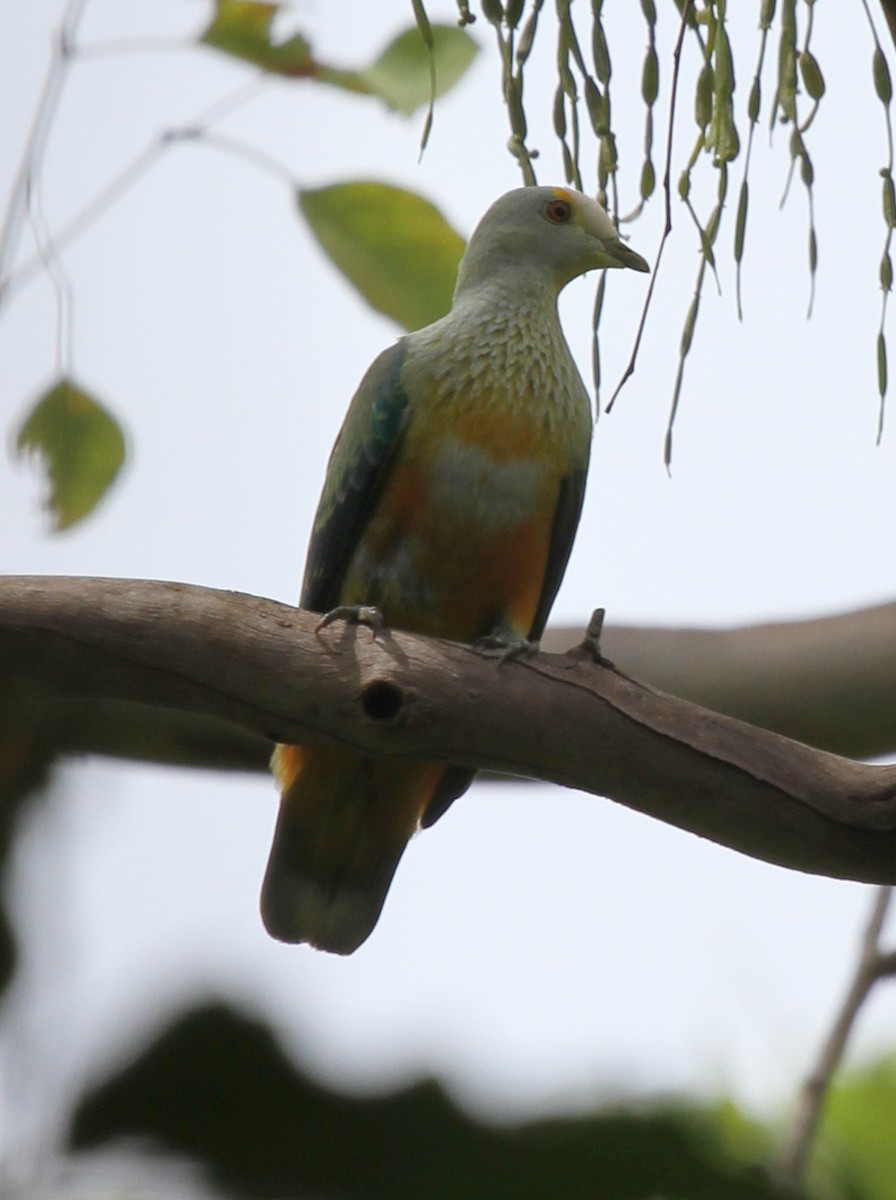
[8,590,896,772]
[4,576,896,886]
[777,885,896,1184]
[545,603,896,760]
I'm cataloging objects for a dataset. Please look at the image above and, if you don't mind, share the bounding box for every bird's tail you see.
[261,744,445,954]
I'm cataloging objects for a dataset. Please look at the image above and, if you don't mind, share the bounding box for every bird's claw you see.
[473,629,539,664]
[315,604,384,638]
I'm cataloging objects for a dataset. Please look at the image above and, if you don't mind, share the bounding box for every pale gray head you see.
[454,185,649,301]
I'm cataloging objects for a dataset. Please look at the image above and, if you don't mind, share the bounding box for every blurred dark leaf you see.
[15,379,126,531]
[70,1002,799,1200]
[0,693,57,995]
[298,181,465,330]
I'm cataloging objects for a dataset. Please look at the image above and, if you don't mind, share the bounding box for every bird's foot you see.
[473,627,539,665]
[567,608,612,666]
[315,605,384,638]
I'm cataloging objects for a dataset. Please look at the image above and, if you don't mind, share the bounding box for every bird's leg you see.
[315,605,384,637]
[473,620,539,664]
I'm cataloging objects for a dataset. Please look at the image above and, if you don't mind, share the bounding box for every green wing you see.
[527,467,588,642]
[301,342,410,613]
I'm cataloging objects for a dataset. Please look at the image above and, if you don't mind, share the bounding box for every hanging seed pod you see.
[748,76,761,123]
[642,45,659,106]
[734,181,749,265]
[883,169,896,228]
[880,251,893,293]
[874,46,893,105]
[592,16,611,85]
[798,50,825,101]
[695,62,714,131]
[878,330,888,400]
[505,0,525,29]
[641,158,656,200]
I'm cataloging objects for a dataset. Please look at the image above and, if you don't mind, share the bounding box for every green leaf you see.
[200,0,314,77]
[16,379,126,531]
[298,181,465,331]
[199,5,477,111]
[813,1055,896,1200]
[355,24,478,115]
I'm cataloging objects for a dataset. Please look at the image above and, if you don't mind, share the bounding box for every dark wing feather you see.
[301,342,410,613]
[528,467,588,642]
[420,765,476,829]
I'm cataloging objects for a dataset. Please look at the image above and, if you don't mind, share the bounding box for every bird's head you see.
[454,185,648,301]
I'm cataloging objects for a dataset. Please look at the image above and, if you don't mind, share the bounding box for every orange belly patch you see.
[340,407,563,642]
[450,402,547,463]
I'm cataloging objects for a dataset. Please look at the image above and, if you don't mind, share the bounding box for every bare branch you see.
[2,75,272,304]
[544,603,896,760]
[4,576,896,887]
[777,886,896,1184]
[8,587,896,771]
[0,0,87,299]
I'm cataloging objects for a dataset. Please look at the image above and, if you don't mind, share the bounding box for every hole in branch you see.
[361,680,404,723]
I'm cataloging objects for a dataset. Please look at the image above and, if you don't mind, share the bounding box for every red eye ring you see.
[544,197,574,224]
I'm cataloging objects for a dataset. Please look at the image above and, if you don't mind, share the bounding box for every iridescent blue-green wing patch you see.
[301,342,410,613]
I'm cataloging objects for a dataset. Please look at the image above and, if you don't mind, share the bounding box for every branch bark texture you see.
[545,603,896,760]
[4,576,896,887]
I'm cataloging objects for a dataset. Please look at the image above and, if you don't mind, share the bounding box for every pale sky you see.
[3,0,896,1188]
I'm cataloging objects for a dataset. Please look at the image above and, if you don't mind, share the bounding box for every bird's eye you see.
[544,198,574,224]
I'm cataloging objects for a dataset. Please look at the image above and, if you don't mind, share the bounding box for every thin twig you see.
[777,885,896,1184]
[171,127,299,188]
[71,36,189,58]
[28,174,75,374]
[1,74,270,304]
[0,0,88,297]
[606,0,692,413]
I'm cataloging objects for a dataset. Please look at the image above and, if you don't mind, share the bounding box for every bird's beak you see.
[599,238,650,273]
[576,197,650,273]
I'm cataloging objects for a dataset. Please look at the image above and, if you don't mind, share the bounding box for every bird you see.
[261,185,648,954]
